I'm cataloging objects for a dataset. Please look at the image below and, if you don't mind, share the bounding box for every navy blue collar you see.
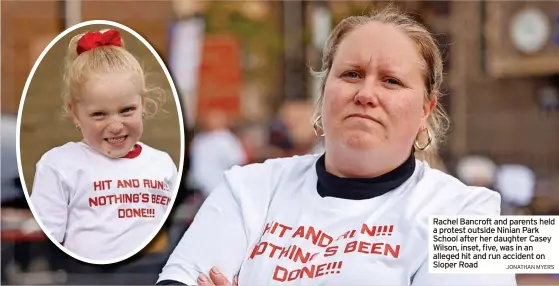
[316,152,415,200]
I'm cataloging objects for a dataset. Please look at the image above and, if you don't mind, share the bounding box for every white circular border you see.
[16,19,186,265]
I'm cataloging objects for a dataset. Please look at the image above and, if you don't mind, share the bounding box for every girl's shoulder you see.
[38,141,89,163]
[135,142,174,163]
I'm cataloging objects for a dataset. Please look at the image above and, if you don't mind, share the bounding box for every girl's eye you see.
[91,112,105,118]
[120,107,135,114]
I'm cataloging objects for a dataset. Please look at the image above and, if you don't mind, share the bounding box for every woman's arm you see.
[157,181,249,285]
[29,162,69,244]
[411,188,517,286]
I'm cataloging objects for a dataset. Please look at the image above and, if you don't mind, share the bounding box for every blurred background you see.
[2,0,559,285]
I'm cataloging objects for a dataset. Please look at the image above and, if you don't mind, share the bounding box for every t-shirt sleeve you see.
[169,155,179,194]
[411,188,517,286]
[157,180,248,285]
[29,161,69,243]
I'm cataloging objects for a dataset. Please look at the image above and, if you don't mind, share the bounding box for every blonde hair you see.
[312,6,450,162]
[62,29,165,118]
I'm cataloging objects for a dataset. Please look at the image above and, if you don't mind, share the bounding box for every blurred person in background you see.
[494,165,536,216]
[455,155,496,188]
[1,114,23,206]
[157,6,516,286]
[187,109,246,198]
[267,99,317,158]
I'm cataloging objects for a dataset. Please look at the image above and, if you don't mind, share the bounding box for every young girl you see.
[29,29,178,263]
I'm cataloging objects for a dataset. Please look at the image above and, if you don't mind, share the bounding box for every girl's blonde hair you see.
[312,6,450,166]
[62,29,165,118]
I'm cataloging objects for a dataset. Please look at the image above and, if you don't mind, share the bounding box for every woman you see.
[157,7,517,286]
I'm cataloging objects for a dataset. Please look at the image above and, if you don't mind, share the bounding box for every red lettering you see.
[249,242,267,259]
[93,180,111,191]
[371,242,383,255]
[293,247,311,263]
[150,194,170,205]
[272,266,287,282]
[287,269,300,281]
[89,197,99,207]
[315,263,327,277]
[292,226,305,238]
[94,181,103,191]
[263,222,273,235]
[385,243,400,258]
[344,241,400,258]
[271,261,344,282]
[309,252,319,261]
[361,224,378,236]
[141,193,149,203]
[345,241,357,253]
[336,229,356,241]
[304,226,320,245]
[277,224,292,237]
[324,246,338,257]
[299,264,315,279]
[358,241,369,254]
[279,245,292,258]
[268,243,282,258]
[318,233,333,247]
[116,208,156,219]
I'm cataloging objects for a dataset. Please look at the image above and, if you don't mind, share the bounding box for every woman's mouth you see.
[105,136,128,147]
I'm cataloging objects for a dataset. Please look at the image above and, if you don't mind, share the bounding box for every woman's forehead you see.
[334,22,423,71]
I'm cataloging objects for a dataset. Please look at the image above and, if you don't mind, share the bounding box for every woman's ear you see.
[423,97,437,121]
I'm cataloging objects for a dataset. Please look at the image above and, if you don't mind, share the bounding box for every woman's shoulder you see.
[413,160,502,215]
[221,154,320,201]
[226,153,320,179]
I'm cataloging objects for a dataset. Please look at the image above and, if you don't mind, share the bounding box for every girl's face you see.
[69,72,144,158]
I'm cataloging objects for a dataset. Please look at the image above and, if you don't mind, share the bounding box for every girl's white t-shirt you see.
[158,154,517,286]
[30,141,178,261]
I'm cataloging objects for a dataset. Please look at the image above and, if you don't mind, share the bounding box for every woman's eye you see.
[385,78,401,85]
[343,71,361,79]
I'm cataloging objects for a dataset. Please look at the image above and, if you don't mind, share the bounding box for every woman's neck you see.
[325,147,413,178]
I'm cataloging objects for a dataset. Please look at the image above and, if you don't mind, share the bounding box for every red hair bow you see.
[76,29,122,55]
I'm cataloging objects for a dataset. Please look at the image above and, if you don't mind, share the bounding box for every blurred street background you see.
[2,0,559,285]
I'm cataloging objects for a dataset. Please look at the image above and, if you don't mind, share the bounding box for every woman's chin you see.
[341,132,383,150]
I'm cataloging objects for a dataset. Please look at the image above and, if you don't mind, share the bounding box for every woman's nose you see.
[354,79,380,107]
[107,121,124,134]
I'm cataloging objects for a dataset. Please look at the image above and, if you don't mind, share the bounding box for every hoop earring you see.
[414,128,432,151]
[313,115,325,137]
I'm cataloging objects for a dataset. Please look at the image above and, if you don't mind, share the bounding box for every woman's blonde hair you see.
[62,29,165,118]
[311,5,450,163]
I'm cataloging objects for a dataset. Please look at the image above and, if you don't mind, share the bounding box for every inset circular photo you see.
[17,20,185,265]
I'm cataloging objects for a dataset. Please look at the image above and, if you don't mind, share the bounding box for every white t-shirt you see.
[187,130,245,197]
[30,141,178,262]
[158,154,517,286]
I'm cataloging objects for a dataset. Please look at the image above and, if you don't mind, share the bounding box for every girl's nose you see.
[108,121,124,134]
